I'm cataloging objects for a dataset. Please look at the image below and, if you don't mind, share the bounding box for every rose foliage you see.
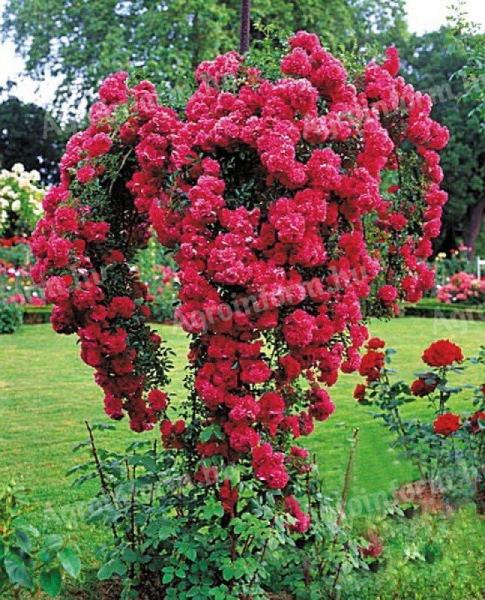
[32,32,450,528]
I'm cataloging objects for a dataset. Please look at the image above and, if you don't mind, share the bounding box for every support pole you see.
[240,0,251,54]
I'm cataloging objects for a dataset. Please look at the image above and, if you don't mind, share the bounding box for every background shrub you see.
[0,300,23,334]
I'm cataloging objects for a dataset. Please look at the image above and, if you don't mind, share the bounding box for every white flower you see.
[11,199,21,211]
[29,170,41,182]
[12,163,25,174]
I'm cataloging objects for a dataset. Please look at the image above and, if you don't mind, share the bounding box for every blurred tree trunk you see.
[463,197,484,256]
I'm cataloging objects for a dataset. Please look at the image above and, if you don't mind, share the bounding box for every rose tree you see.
[31,32,449,552]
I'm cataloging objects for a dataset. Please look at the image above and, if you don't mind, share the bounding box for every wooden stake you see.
[240,0,251,53]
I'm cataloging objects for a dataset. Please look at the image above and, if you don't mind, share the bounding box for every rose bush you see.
[355,339,484,508]
[436,271,485,305]
[0,243,46,307]
[433,245,473,285]
[31,31,451,594]
[0,241,46,334]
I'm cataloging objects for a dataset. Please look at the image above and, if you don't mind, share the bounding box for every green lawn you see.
[0,317,484,575]
[1,317,483,506]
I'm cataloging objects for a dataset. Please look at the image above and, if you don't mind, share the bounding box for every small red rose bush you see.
[355,338,485,509]
[31,32,453,597]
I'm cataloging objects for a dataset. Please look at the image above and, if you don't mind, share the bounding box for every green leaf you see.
[97,558,126,580]
[157,519,178,541]
[91,422,117,431]
[72,440,91,453]
[222,565,235,581]
[97,562,114,581]
[40,568,62,597]
[201,498,224,520]
[58,547,81,579]
[162,568,174,584]
[122,547,141,563]
[41,535,64,552]
[14,528,34,554]
[4,551,34,589]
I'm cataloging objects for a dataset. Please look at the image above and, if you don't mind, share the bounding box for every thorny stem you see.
[319,429,359,578]
[84,421,119,540]
[145,440,158,528]
[129,454,137,579]
[330,561,343,600]
[381,371,426,480]
[339,428,359,523]
[108,147,134,198]
[248,517,274,588]
[241,534,254,556]
[85,421,116,505]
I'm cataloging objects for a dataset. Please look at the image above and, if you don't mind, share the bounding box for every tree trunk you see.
[463,197,485,256]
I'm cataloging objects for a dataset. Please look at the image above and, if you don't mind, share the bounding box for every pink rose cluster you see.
[31,32,449,528]
[436,271,485,305]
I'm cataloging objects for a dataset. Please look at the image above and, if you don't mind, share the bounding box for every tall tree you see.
[1,0,407,113]
[401,28,484,254]
[0,96,65,183]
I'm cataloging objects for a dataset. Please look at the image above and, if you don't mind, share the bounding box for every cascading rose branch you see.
[31,31,449,529]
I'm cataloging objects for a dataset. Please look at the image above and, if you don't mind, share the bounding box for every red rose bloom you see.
[147,389,168,411]
[422,340,464,367]
[367,337,385,350]
[259,392,285,436]
[108,296,136,319]
[433,412,461,436]
[360,531,384,559]
[84,132,113,158]
[283,309,315,347]
[54,206,78,233]
[377,285,398,304]
[468,411,485,435]
[353,384,366,402]
[309,388,335,422]
[359,350,385,382]
[219,480,238,516]
[76,164,96,183]
[82,221,110,242]
[279,354,302,381]
[284,495,311,533]
[194,466,218,486]
[104,393,124,419]
[252,443,289,489]
[239,360,272,384]
[410,376,437,397]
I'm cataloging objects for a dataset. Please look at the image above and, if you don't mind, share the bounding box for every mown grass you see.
[0,317,484,595]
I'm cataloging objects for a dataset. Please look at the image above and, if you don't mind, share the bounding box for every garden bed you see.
[23,304,52,324]
[402,299,485,320]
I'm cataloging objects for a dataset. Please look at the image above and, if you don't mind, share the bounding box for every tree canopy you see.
[2,0,407,111]
[401,28,484,253]
[0,96,64,183]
